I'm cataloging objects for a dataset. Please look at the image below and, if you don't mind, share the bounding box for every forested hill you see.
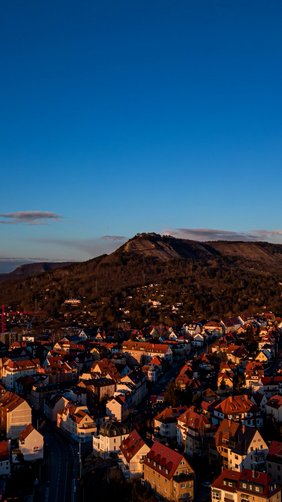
[1,233,282,320]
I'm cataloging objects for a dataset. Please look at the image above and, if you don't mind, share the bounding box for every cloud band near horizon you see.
[163,228,282,242]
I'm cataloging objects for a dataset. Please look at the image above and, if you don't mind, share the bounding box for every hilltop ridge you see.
[1,232,282,320]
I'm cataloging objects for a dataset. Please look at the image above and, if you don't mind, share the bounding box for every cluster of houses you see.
[0,310,282,501]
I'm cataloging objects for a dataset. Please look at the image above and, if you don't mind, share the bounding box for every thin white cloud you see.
[163,228,282,243]
[0,211,60,224]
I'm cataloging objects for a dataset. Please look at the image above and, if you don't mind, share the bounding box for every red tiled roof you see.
[150,356,162,366]
[155,406,187,423]
[212,469,241,492]
[144,442,190,480]
[120,430,147,462]
[267,441,282,460]
[262,376,282,385]
[122,341,170,354]
[178,406,210,431]
[5,358,40,371]
[212,469,279,498]
[0,391,26,412]
[19,423,34,441]
[215,395,257,415]
[91,359,120,381]
[266,395,282,409]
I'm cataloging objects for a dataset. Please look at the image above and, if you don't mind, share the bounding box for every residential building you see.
[57,402,97,442]
[154,406,187,440]
[211,468,281,502]
[176,406,213,456]
[121,341,173,365]
[0,358,40,391]
[106,395,129,422]
[119,429,150,477]
[213,395,263,428]
[18,424,44,461]
[265,395,282,423]
[44,394,70,422]
[143,441,195,501]
[267,441,282,484]
[0,391,32,439]
[93,420,128,458]
[215,419,268,472]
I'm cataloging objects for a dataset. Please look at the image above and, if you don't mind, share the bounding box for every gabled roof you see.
[91,358,120,381]
[267,440,282,461]
[144,441,193,480]
[215,419,240,447]
[178,406,210,431]
[155,406,187,424]
[0,391,26,412]
[122,341,171,354]
[120,430,147,461]
[215,419,263,454]
[5,358,40,371]
[215,395,257,415]
[266,394,282,409]
[19,423,36,441]
[212,469,279,497]
[150,356,162,366]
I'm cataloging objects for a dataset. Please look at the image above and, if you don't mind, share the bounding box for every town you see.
[0,303,282,502]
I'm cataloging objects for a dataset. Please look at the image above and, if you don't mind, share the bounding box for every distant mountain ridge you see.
[1,233,282,318]
[0,261,74,282]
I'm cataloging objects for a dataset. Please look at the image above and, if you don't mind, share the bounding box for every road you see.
[151,356,186,395]
[43,428,79,502]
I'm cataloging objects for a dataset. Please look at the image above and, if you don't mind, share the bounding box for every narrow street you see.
[43,428,79,502]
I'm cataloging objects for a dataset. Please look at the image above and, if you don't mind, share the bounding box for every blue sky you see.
[0,0,282,271]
